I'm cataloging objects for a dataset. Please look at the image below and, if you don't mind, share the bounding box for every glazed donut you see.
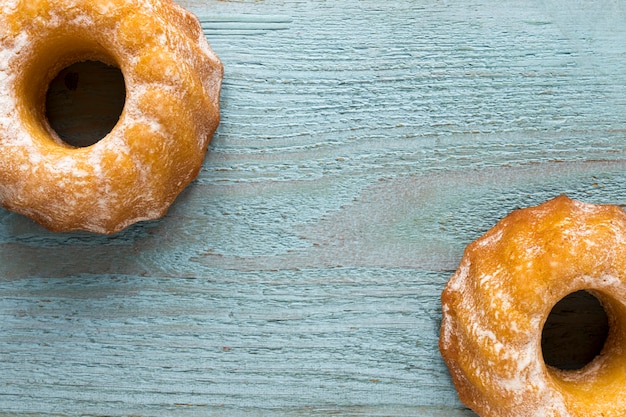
[440,196,626,417]
[0,0,223,233]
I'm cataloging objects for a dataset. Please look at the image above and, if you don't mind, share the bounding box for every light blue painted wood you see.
[1,0,626,415]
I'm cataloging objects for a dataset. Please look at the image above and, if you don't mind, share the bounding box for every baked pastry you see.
[0,0,223,233]
[440,195,626,417]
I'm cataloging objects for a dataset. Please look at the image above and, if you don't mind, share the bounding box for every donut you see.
[0,0,223,233]
[439,195,626,417]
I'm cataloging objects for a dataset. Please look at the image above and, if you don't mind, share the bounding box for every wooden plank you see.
[1,0,626,415]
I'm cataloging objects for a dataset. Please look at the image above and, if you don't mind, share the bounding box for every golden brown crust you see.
[440,195,626,417]
[0,0,223,233]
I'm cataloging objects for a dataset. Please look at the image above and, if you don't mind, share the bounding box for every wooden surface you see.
[2,0,626,415]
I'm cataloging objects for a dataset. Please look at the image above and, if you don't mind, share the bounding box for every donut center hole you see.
[541,290,609,370]
[45,60,126,148]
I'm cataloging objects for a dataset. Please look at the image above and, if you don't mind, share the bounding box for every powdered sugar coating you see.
[440,196,626,417]
[0,0,223,233]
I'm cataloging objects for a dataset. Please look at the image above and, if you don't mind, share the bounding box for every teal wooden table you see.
[2,0,626,415]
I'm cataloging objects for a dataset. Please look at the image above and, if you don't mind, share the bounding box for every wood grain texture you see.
[1,0,626,415]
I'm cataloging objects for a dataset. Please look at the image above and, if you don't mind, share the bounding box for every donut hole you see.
[543,289,626,404]
[15,34,128,149]
[541,290,609,371]
[45,60,126,148]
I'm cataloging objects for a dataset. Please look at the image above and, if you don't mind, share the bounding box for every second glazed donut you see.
[0,0,223,233]
[440,196,626,417]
